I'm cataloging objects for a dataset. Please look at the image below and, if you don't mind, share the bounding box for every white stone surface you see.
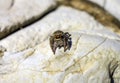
[0,30,120,83]
[0,6,120,83]
[0,0,56,38]
[0,6,119,52]
[0,0,13,11]
[105,0,120,20]
[89,0,120,21]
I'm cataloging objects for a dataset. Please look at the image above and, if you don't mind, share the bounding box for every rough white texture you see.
[0,6,120,83]
[105,0,120,20]
[89,0,120,21]
[0,0,56,38]
[0,0,13,11]
[0,6,119,52]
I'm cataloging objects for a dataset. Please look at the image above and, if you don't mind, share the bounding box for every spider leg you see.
[53,44,57,54]
[50,36,57,54]
[68,38,72,50]
[64,38,68,52]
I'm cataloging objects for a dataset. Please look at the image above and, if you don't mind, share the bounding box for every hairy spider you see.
[49,30,72,54]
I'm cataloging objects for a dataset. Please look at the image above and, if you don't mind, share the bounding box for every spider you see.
[49,30,72,54]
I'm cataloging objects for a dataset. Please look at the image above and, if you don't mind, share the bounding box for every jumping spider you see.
[49,30,72,54]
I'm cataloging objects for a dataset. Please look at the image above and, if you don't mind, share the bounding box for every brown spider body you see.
[50,30,72,54]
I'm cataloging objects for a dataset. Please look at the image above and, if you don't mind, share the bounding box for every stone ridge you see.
[0,6,120,83]
[0,0,56,39]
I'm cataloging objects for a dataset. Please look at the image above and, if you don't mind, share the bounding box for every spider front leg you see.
[63,38,68,52]
[50,36,57,54]
[52,42,58,54]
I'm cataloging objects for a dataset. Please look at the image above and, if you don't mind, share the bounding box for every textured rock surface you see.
[0,0,56,39]
[0,6,119,52]
[0,6,120,83]
[105,0,120,21]
[0,0,13,11]
[89,0,120,21]
[60,0,120,35]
